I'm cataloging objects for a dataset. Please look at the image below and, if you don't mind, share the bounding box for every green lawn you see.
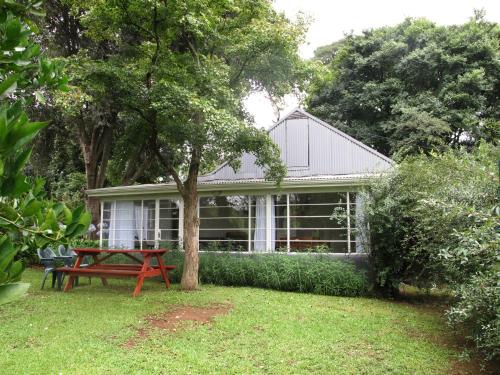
[0,269,472,374]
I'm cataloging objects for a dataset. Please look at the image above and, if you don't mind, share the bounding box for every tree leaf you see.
[0,283,30,305]
[8,259,24,281]
[0,75,18,98]
[22,199,43,217]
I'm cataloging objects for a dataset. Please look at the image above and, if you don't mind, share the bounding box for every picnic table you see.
[58,248,175,297]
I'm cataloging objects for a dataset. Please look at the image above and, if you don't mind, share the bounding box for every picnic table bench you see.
[57,248,175,297]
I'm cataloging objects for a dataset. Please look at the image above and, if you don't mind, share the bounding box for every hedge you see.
[164,251,370,297]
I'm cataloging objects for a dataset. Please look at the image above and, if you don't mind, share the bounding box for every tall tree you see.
[78,0,309,289]
[0,0,91,304]
[308,13,500,157]
[29,0,158,223]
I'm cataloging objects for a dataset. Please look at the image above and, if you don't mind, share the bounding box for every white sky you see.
[245,0,500,128]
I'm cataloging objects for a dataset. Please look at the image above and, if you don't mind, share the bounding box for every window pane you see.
[200,195,249,250]
[289,192,346,205]
[287,193,349,253]
[159,199,179,248]
[200,240,247,252]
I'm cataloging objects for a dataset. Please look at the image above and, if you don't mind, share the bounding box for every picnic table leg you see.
[132,254,151,297]
[64,255,83,292]
[155,254,171,289]
[92,255,108,286]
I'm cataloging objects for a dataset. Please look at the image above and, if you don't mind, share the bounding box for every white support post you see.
[248,195,252,252]
[99,201,104,248]
[155,199,160,249]
[178,198,184,250]
[140,200,144,250]
[265,195,272,251]
[111,201,116,248]
[286,194,290,252]
[347,192,351,254]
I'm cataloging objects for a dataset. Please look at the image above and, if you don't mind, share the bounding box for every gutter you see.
[86,174,386,198]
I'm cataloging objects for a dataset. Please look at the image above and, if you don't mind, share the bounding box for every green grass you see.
[0,269,468,374]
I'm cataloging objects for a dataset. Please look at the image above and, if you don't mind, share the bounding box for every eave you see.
[86,173,386,198]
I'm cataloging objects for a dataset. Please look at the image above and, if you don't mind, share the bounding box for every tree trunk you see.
[180,185,199,290]
[87,195,100,229]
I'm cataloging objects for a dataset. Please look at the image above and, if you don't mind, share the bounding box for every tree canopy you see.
[54,0,311,289]
[307,13,499,157]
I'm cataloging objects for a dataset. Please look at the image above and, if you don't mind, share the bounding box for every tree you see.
[78,0,310,289]
[308,14,500,157]
[0,0,91,304]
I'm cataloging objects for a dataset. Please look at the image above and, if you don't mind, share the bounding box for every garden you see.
[0,1,498,374]
[0,268,488,374]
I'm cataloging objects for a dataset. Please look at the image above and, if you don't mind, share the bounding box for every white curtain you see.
[355,193,367,253]
[109,201,135,248]
[253,197,266,252]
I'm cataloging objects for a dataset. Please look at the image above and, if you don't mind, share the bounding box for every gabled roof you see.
[87,108,394,198]
[199,107,393,183]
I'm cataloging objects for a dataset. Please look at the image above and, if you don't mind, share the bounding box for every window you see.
[159,199,180,249]
[100,192,366,254]
[287,192,352,253]
[100,198,180,249]
[199,195,250,252]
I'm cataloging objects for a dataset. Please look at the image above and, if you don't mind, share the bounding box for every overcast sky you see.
[245,0,500,128]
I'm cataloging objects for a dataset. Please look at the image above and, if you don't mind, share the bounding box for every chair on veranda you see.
[37,247,61,289]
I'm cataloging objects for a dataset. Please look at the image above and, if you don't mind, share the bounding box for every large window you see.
[100,192,366,253]
[199,195,251,251]
[286,192,353,253]
[100,199,180,249]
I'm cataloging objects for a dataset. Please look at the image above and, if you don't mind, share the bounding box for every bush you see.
[366,143,500,361]
[164,251,370,297]
[447,272,500,362]
[367,144,498,292]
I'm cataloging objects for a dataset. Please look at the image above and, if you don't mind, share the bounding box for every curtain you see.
[253,197,266,252]
[355,193,367,253]
[109,201,135,248]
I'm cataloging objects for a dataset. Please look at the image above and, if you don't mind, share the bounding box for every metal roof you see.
[87,173,380,198]
[199,107,393,183]
[86,108,394,198]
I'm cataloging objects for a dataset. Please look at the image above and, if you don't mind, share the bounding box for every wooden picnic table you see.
[57,248,175,297]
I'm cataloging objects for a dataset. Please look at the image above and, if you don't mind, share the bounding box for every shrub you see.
[447,271,500,362]
[366,143,500,361]
[367,144,498,292]
[164,251,370,297]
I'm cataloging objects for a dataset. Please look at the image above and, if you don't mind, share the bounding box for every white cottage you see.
[87,108,393,254]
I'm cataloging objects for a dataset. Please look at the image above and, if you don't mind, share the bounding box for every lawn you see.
[0,269,475,374]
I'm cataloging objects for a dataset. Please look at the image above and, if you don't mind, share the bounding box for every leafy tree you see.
[0,0,91,304]
[77,0,310,289]
[308,13,500,157]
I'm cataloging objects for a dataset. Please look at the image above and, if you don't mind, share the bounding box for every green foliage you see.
[366,144,499,360]
[367,144,498,290]
[308,15,500,156]
[164,251,370,297]
[447,272,499,362]
[0,0,91,304]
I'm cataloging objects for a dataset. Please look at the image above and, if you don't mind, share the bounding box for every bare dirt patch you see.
[124,303,232,349]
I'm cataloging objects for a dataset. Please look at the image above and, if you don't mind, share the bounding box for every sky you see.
[244,0,500,128]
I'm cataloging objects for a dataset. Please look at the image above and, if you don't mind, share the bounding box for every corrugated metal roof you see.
[199,108,393,183]
[87,173,380,197]
[86,108,394,198]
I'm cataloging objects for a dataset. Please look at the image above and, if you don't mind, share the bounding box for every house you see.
[87,108,393,254]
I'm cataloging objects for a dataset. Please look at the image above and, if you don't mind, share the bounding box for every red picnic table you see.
[58,248,175,297]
